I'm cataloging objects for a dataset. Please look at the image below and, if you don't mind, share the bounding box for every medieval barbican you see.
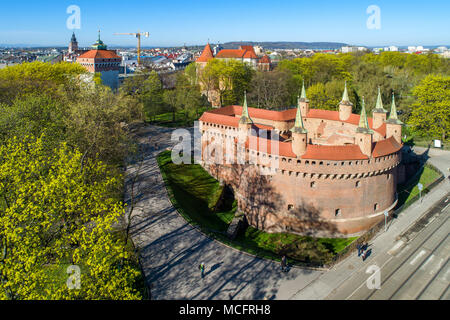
[198,83,405,238]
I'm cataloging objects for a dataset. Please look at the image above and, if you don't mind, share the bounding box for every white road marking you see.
[443,267,450,282]
[429,258,445,276]
[420,255,435,271]
[410,250,427,266]
[441,203,450,212]
[346,257,393,300]
[388,240,405,255]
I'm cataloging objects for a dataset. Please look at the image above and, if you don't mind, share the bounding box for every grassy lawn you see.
[404,135,450,151]
[397,165,442,208]
[157,150,235,232]
[157,150,357,267]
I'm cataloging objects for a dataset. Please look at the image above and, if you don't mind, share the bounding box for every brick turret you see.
[386,92,403,144]
[339,81,353,121]
[290,96,308,157]
[356,98,373,157]
[372,87,387,129]
[299,81,310,117]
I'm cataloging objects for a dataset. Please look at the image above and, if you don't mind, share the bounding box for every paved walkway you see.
[124,125,322,300]
[291,146,450,300]
[125,125,450,300]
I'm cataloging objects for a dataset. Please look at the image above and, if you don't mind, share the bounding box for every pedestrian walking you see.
[357,243,361,257]
[199,263,205,278]
[281,255,287,272]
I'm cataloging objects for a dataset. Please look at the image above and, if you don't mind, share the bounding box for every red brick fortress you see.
[198,83,404,238]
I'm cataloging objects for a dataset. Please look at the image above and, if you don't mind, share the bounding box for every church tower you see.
[68,32,78,53]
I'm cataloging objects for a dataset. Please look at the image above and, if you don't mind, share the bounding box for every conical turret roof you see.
[373,87,387,113]
[340,81,353,106]
[239,92,253,125]
[357,98,373,134]
[387,92,403,125]
[290,96,308,134]
[299,81,309,102]
[197,43,214,63]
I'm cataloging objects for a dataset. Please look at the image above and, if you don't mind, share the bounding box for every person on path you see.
[281,255,287,272]
[199,263,205,278]
[357,243,362,257]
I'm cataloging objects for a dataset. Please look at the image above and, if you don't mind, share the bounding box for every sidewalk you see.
[290,175,449,299]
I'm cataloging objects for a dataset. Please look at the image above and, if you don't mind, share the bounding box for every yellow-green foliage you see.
[0,136,141,300]
[408,74,450,140]
[0,61,87,103]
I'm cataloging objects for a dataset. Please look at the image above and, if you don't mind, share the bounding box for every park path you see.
[124,124,450,300]
[124,124,321,300]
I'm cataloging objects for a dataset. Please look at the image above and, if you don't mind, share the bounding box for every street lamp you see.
[384,211,389,232]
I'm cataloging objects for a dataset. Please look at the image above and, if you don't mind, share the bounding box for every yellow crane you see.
[114,31,149,65]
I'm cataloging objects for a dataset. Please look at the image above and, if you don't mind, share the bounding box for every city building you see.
[198,84,404,237]
[341,46,357,53]
[68,32,78,53]
[76,31,122,90]
[196,43,272,70]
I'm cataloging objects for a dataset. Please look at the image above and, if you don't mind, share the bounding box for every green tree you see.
[0,61,87,104]
[408,74,450,140]
[0,136,141,300]
[141,71,164,121]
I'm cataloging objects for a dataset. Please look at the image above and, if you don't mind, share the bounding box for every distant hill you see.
[221,41,349,50]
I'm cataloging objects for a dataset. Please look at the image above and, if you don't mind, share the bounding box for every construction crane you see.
[114,31,149,65]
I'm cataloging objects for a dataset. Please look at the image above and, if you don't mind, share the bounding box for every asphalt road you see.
[327,194,450,300]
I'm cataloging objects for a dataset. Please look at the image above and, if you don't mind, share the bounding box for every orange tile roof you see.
[199,112,239,127]
[77,49,121,59]
[246,136,296,158]
[306,109,386,136]
[203,106,386,135]
[215,49,246,59]
[243,50,258,59]
[302,144,368,160]
[259,55,271,64]
[372,136,402,157]
[196,43,214,63]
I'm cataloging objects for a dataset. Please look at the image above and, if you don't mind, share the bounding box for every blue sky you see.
[0,0,449,47]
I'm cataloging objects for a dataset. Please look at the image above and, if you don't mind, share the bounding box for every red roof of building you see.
[199,112,239,127]
[302,144,368,160]
[215,49,246,59]
[77,49,121,59]
[243,50,258,59]
[199,106,400,160]
[246,136,296,158]
[372,136,402,157]
[259,55,271,64]
[306,109,386,136]
[202,106,386,135]
[196,43,214,63]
